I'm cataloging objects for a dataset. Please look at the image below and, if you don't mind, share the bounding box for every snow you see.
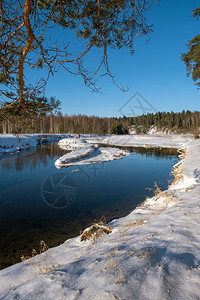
[56,134,191,168]
[0,133,191,154]
[0,134,37,153]
[129,125,189,135]
[55,137,130,167]
[55,145,130,168]
[85,134,192,149]
[58,137,88,150]
[0,134,70,154]
[55,145,95,167]
[1,134,200,299]
[82,147,130,164]
[148,125,173,135]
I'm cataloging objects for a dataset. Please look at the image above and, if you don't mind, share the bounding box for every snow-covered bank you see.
[0,137,200,299]
[55,145,95,167]
[58,137,88,150]
[0,133,192,154]
[86,134,192,149]
[0,134,37,153]
[55,134,192,168]
[55,137,130,167]
[0,134,71,153]
[55,146,130,167]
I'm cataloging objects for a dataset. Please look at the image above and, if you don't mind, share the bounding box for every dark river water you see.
[0,143,179,270]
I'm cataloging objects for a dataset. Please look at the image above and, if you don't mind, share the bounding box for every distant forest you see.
[0,110,199,135]
[0,114,129,135]
[133,110,200,134]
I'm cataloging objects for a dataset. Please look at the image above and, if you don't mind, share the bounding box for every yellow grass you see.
[21,240,60,276]
[80,217,112,242]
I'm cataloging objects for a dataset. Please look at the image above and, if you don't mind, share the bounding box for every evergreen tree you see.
[181,8,200,87]
[0,0,154,115]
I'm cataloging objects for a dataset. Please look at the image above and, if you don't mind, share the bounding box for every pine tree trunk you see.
[18,0,35,106]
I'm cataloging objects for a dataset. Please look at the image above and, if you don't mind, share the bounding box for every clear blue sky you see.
[44,0,200,117]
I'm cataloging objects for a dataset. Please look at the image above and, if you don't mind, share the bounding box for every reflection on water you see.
[129,146,178,157]
[0,143,69,172]
[0,143,179,270]
[0,144,178,173]
[98,144,178,158]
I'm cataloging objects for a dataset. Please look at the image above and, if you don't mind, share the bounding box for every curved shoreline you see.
[1,135,200,300]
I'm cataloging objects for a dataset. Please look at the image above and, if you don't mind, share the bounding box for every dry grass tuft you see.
[117,219,145,238]
[21,240,48,262]
[136,181,168,209]
[80,216,112,242]
[107,293,122,300]
[80,224,112,242]
[146,182,166,201]
[172,166,184,185]
[136,248,155,259]
[115,270,126,283]
[21,240,60,276]
[152,182,166,200]
[124,219,145,229]
[170,149,186,185]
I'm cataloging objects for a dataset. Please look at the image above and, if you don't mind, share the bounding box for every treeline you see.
[0,114,129,135]
[132,110,200,134]
[1,110,199,135]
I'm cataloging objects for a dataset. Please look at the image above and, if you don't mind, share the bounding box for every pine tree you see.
[0,0,154,115]
[181,8,200,88]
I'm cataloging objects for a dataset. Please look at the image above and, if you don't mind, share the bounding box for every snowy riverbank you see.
[85,134,192,149]
[0,134,200,299]
[55,145,96,167]
[55,137,130,167]
[0,133,192,154]
[0,134,38,153]
[0,134,70,153]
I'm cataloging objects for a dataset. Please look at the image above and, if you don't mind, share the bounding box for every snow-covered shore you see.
[55,145,96,167]
[0,133,192,154]
[0,134,71,153]
[58,137,88,150]
[85,134,192,149]
[53,134,190,168]
[0,134,38,153]
[0,135,200,299]
[55,137,130,167]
